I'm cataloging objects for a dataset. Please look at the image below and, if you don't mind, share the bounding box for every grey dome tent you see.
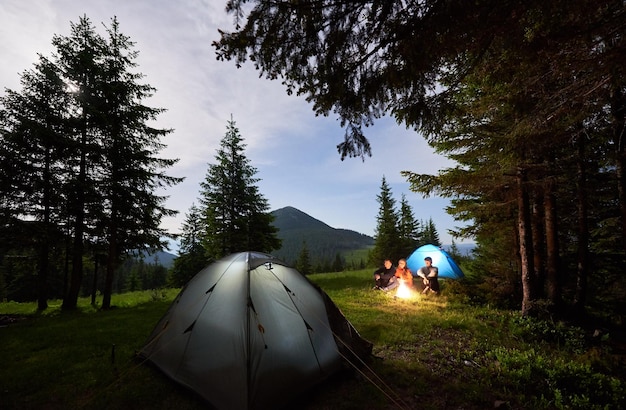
[139,251,372,410]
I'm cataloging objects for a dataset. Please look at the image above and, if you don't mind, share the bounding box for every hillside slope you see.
[271,206,374,264]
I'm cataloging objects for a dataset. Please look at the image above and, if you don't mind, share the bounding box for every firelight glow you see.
[395,280,413,299]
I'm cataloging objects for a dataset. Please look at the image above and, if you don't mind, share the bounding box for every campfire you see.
[395,279,413,299]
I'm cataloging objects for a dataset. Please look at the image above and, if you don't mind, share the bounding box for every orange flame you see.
[395,279,412,299]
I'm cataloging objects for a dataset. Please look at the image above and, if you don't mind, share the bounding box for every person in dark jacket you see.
[372,259,396,290]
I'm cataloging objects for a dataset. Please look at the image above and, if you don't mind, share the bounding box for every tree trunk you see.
[102,219,117,310]
[64,211,84,310]
[531,190,545,298]
[62,118,87,310]
[91,256,99,306]
[610,85,626,255]
[63,228,70,297]
[37,240,49,311]
[573,133,589,312]
[544,176,561,308]
[518,167,535,317]
[37,147,52,311]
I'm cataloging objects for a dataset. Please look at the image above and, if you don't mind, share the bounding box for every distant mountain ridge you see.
[138,250,177,268]
[145,207,475,269]
[271,206,374,264]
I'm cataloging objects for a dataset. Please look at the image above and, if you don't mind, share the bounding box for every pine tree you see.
[0,56,70,310]
[179,204,205,255]
[448,239,461,261]
[169,204,209,287]
[95,17,182,309]
[332,253,344,272]
[398,194,420,257]
[52,16,107,309]
[420,218,441,247]
[199,117,280,260]
[295,241,312,275]
[369,176,400,266]
[124,262,143,292]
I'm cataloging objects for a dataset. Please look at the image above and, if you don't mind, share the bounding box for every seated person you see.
[372,259,395,290]
[394,258,413,288]
[416,256,440,294]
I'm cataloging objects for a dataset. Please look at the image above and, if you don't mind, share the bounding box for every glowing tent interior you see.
[139,251,372,410]
[406,244,465,280]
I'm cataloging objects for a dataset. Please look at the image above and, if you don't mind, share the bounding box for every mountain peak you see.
[270,206,374,264]
[272,206,333,231]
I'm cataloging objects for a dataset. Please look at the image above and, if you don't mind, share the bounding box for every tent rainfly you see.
[139,251,372,410]
[406,244,465,280]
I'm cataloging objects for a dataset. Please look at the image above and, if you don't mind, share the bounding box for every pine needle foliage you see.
[198,117,281,260]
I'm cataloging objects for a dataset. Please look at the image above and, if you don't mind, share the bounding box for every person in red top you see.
[394,258,413,288]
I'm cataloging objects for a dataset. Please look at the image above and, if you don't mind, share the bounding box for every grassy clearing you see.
[1,270,624,409]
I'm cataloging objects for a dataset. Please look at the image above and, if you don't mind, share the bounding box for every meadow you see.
[1,269,624,409]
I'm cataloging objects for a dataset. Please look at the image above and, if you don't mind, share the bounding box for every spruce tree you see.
[95,17,182,309]
[369,176,400,266]
[295,241,312,275]
[420,218,441,247]
[199,117,280,260]
[0,56,70,310]
[169,204,208,287]
[331,253,344,272]
[52,16,107,309]
[448,240,461,261]
[398,193,420,257]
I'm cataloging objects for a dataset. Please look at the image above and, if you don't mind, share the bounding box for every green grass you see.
[341,248,371,267]
[1,270,624,410]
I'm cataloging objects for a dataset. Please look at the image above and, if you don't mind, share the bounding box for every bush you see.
[510,315,587,354]
[489,347,625,409]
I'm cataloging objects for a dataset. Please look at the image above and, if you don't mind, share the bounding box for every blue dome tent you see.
[406,244,465,280]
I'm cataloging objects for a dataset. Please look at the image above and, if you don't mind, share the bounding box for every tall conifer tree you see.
[51,16,105,309]
[96,18,182,309]
[199,117,280,260]
[295,241,313,275]
[169,204,207,287]
[369,176,400,265]
[0,57,70,310]
[420,218,441,247]
[398,194,420,256]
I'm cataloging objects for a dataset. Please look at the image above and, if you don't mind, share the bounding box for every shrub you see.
[489,347,625,409]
